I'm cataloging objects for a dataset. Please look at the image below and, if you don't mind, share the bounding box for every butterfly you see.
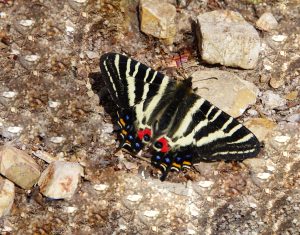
[100,52,261,181]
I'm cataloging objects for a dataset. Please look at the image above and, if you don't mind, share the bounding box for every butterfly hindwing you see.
[100,52,261,180]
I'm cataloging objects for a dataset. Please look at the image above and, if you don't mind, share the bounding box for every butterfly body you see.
[100,53,260,181]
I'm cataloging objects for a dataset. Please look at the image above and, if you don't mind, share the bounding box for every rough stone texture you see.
[0,146,40,189]
[139,0,176,44]
[196,10,261,69]
[38,161,84,199]
[0,177,14,217]
[0,0,299,234]
[256,12,278,31]
[192,70,259,117]
[260,90,287,110]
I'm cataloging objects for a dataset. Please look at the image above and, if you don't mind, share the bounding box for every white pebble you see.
[24,54,40,62]
[93,184,109,191]
[20,19,34,27]
[73,0,87,2]
[126,194,143,202]
[263,64,272,71]
[50,136,65,144]
[66,26,75,33]
[7,126,23,133]
[2,91,17,98]
[143,210,159,218]
[257,172,271,180]
[187,228,196,235]
[64,206,78,213]
[249,202,257,208]
[48,100,60,108]
[85,51,99,59]
[198,180,214,188]
[266,165,275,172]
[272,35,287,42]
[0,12,7,19]
[274,135,290,143]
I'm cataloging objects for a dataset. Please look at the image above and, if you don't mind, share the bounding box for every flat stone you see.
[256,12,278,31]
[38,161,84,199]
[244,118,276,141]
[0,146,41,189]
[0,177,15,217]
[139,0,176,44]
[2,91,17,98]
[196,10,260,69]
[192,70,259,117]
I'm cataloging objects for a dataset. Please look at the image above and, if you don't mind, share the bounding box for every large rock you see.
[196,10,260,69]
[0,146,41,189]
[38,161,84,199]
[0,177,15,217]
[139,0,176,44]
[191,70,259,117]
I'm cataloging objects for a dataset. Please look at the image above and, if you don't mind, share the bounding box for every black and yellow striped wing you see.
[100,53,260,181]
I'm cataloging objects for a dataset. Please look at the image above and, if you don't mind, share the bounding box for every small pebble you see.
[32,150,56,163]
[48,101,60,108]
[274,135,290,143]
[257,172,271,180]
[7,126,23,134]
[64,206,78,213]
[93,184,109,191]
[48,100,60,108]
[126,194,143,202]
[0,12,7,19]
[198,180,214,188]
[24,54,40,62]
[73,0,87,2]
[272,35,287,42]
[143,210,159,218]
[50,136,65,144]
[2,91,17,98]
[19,19,34,27]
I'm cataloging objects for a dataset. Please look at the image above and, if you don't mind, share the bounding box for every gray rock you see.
[38,161,84,199]
[0,177,15,217]
[192,70,259,117]
[196,10,260,69]
[139,0,176,44]
[0,146,41,189]
[256,12,278,31]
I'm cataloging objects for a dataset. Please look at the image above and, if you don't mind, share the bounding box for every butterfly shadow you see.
[89,72,119,122]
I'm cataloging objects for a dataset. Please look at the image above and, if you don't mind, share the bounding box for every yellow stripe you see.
[122,130,128,135]
[172,163,181,168]
[119,118,125,126]
[183,161,191,166]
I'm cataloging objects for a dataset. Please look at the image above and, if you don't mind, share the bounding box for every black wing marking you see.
[100,53,169,109]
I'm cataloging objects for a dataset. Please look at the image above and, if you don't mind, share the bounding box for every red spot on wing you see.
[137,128,152,140]
[158,137,169,153]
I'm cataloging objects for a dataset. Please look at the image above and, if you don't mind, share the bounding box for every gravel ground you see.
[0,0,299,234]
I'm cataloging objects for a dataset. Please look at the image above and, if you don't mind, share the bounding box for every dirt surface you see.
[0,0,299,234]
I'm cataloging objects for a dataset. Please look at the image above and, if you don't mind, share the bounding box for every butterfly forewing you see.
[100,52,261,180]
